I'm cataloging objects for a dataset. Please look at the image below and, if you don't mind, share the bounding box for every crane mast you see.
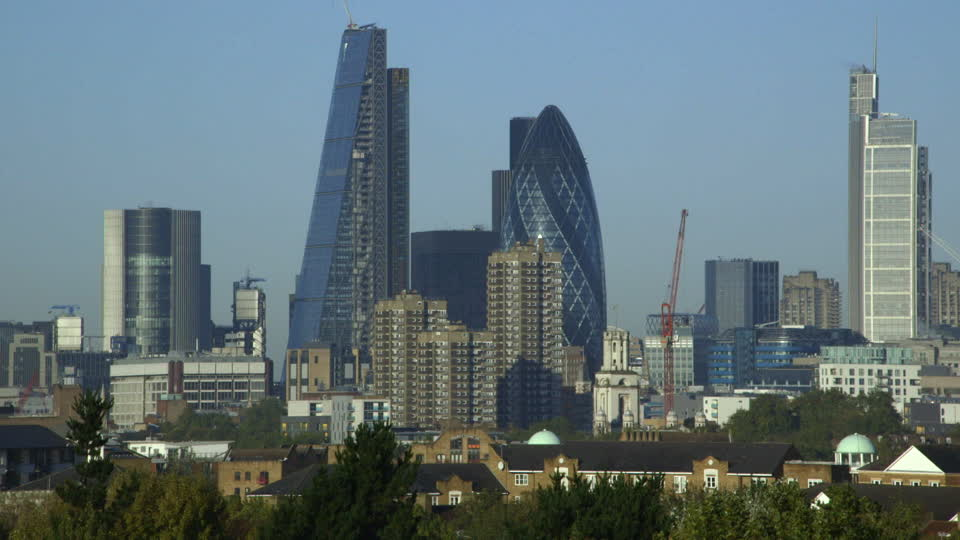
[661,209,688,419]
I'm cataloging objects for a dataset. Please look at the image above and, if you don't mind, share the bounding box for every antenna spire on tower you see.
[873,16,879,73]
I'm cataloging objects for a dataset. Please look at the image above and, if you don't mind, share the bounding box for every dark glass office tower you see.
[704,259,779,334]
[492,117,536,232]
[411,229,500,330]
[101,208,211,354]
[500,105,607,374]
[288,24,409,380]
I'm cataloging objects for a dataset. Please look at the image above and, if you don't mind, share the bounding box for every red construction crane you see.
[661,209,688,420]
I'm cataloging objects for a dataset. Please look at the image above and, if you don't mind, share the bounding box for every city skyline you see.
[3,2,960,364]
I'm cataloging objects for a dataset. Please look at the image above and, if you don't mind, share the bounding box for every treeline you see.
[1,391,925,540]
[726,389,905,459]
[159,398,326,448]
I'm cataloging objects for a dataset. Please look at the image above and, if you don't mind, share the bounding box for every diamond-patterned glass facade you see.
[500,105,607,373]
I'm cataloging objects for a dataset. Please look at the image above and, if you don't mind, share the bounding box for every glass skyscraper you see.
[500,105,606,373]
[101,208,211,354]
[704,259,780,334]
[288,24,409,380]
[848,65,931,342]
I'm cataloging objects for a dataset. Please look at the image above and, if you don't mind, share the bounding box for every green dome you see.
[836,433,876,455]
[528,430,561,445]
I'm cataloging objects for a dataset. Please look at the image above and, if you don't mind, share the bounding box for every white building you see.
[125,440,232,461]
[818,362,921,414]
[593,328,644,435]
[110,353,269,430]
[702,395,753,426]
[939,402,960,424]
[286,394,390,443]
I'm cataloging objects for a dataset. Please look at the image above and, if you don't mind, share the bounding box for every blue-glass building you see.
[707,327,867,389]
[500,105,606,373]
[288,24,409,383]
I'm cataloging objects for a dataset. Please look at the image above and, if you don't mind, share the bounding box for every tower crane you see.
[661,209,688,419]
[919,226,960,267]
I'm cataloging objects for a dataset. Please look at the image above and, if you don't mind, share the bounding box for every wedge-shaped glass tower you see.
[288,24,408,382]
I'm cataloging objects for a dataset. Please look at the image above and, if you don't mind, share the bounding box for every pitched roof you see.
[0,425,69,450]
[248,464,330,496]
[10,467,80,491]
[249,463,506,497]
[498,441,800,475]
[915,445,960,473]
[412,464,507,495]
[806,483,960,521]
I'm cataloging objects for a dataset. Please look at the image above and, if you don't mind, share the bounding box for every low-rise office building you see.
[110,353,270,430]
[284,393,390,444]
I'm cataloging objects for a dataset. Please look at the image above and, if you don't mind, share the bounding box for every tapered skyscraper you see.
[848,65,931,342]
[288,24,409,380]
[500,105,606,373]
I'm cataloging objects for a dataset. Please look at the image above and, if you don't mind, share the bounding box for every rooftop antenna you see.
[343,0,356,29]
[873,16,878,73]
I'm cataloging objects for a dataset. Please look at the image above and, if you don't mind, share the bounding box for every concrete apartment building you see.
[284,345,336,401]
[780,271,841,329]
[371,292,451,428]
[931,263,960,328]
[487,240,565,428]
[371,241,565,430]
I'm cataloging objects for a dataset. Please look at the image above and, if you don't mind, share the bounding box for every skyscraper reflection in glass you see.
[288,24,409,382]
[500,105,607,373]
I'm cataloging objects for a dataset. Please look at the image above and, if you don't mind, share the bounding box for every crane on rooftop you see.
[661,209,688,421]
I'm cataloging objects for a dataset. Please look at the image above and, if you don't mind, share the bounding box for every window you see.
[259,471,269,485]
[893,480,902,486]
[514,473,529,486]
[704,469,718,490]
[673,476,687,493]
[245,471,251,481]
[807,479,822,487]
[244,487,250,494]
[449,491,461,506]
[872,479,881,485]
[911,481,920,487]
[930,481,940,487]
[234,488,240,496]
[430,495,439,506]
[751,477,767,485]
[234,471,241,481]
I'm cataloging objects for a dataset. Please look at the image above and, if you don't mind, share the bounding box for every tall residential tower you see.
[288,24,409,379]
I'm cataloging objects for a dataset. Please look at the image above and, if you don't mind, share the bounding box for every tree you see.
[110,471,231,540]
[672,483,813,540]
[260,422,421,539]
[57,391,115,511]
[517,472,669,539]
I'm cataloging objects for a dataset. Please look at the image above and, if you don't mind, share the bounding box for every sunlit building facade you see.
[288,24,409,381]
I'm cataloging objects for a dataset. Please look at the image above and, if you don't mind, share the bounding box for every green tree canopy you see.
[260,422,421,539]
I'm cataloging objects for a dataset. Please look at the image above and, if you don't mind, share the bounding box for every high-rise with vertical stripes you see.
[848,65,931,342]
[287,24,409,382]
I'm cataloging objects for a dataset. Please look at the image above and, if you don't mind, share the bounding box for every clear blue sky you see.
[2,1,958,364]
